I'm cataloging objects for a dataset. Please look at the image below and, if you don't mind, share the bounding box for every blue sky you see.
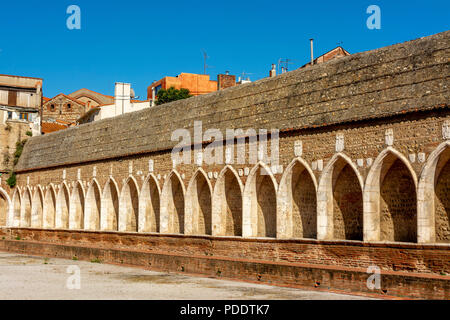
[0,0,448,99]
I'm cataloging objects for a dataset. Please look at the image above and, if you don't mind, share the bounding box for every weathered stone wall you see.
[15,31,449,172]
[0,32,448,251]
[0,120,31,172]
[42,95,87,123]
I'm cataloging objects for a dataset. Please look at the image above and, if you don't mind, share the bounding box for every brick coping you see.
[3,227,449,251]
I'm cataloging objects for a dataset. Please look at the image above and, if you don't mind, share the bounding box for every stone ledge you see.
[3,227,449,250]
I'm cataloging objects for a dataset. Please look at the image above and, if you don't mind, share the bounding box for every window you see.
[8,91,17,106]
[19,113,29,121]
[7,112,12,120]
[67,103,71,111]
[49,104,55,111]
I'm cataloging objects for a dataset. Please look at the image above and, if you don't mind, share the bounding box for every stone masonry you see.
[0,31,449,299]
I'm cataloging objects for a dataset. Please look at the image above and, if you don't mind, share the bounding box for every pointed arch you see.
[417,141,450,243]
[364,147,418,242]
[31,186,44,228]
[212,165,244,236]
[69,181,85,229]
[160,170,185,234]
[56,182,70,229]
[278,158,318,239]
[0,187,11,227]
[101,177,120,231]
[43,185,57,229]
[118,176,139,232]
[21,187,33,227]
[11,188,22,227]
[138,174,160,233]
[243,162,278,238]
[84,179,101,231]
[185,168,213,235]
[317,153,364,241]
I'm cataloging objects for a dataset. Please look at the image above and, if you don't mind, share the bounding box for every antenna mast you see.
[277,58,295,74]
[202,49,212,75]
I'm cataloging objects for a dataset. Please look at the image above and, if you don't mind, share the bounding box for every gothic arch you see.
[185,168,213,235]
[84,179,101,231]
[101,177,120,231]
[278,158,318,239]
[31,186,44,228]
[243,162,278,238]
[69,181,85,230]
[12,188,22,227]
[118,176,139,232]
[21,187,33,227]
[417,141,450,243]
[138,174,160,233]
[160,170,185,234]
[0,187,11,227]
[56,182,70,229]
[212,165,244,236]
[43,185,57,229]
[317,153,364,241]
[364,147,418,242]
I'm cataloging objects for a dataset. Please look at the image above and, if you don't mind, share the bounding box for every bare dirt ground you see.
[0,252,373,300]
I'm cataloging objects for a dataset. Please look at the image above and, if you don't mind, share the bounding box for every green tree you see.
[155,87,192,105]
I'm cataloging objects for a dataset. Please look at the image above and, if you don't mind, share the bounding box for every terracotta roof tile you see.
[41,122,69,134]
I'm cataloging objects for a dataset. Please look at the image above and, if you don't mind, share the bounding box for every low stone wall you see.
[0,227,448,299]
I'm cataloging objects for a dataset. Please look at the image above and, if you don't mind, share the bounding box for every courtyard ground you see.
[0,252,373,300]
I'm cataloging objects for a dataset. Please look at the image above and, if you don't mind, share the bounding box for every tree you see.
[155,87,192,105]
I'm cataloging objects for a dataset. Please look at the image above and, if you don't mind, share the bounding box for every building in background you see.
[147,73,218,101]
[0,74,42,172]
[0,74,42,127]
[77,82,150,124]
[42,94,88,123]
[68,88,114,108]
[41,88,117,134]
[41,120,73,134]
[299,46,350,69]
[217,72,237,90]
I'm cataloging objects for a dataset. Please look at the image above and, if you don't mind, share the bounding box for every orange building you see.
[147,73,218,100]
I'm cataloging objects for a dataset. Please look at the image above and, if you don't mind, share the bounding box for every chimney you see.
[310,38,314,66]
[115,82,131,116]
[217,73,236,90]
[269,64,276,77]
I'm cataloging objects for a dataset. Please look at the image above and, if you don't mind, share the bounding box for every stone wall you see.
[1,113,449,244]
[0,31,448,299]
[15,31,449,172]
[0,120,31,172]
[0,34,448,249]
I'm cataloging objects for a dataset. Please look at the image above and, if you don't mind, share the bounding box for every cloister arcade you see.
[1,143,449,244]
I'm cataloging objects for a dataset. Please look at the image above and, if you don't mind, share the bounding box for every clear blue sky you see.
[0,0,448,99]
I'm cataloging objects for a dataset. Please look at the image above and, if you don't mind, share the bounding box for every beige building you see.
[0,74,42,173]
[77,83,150,124]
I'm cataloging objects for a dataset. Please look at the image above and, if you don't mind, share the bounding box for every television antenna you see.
[202,49,214,75]
[239,71,254,82]
[277,58,295,74]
